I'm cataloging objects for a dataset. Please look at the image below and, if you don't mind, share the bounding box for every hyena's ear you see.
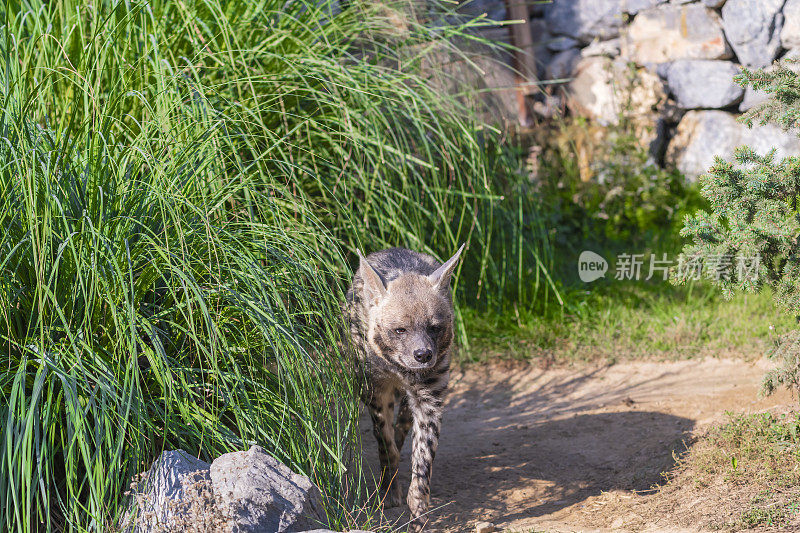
[428,242,466,291]
[357,249,387,303]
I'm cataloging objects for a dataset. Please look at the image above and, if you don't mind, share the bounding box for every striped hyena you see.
[346,245,465,532]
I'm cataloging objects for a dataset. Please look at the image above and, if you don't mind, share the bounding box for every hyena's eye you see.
[394,327,407,335]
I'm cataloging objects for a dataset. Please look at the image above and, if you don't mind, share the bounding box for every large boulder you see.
[721,0,784,68]
[123,446,330,533]
[663,60,743,108]
[782,0,800,49]
[544,0,625,44]
[623,4,732,65]
[210,445,328,533]
[122,450,213,533]
[666,110,800,178]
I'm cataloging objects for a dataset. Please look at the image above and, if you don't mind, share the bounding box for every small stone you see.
[739,85,769,112]
[581,37,622,58]
[545,48,581,80]
[475,522,496,533]
[546,35,581,52]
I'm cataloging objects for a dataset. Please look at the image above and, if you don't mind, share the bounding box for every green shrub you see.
[532,116,701,264]
[675,60,800,397]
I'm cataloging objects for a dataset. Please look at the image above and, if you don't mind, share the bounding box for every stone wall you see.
[460,0,800,178]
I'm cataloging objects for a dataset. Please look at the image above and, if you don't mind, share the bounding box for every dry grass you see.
[637,411,800,531]
[124,470,236,533]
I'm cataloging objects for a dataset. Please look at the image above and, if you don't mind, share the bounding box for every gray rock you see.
[210,445,328,533]
[458,0,505,19]
[779,48,800,72]
[721,0,784,68]
[623,4,732,64]
[568,56,666,126]
[123,447,332,533]
[666,110,800,178]
[544,0,625,44]
[737,60,795,111]
[529,19,554,79]
[299,531,373,533]
[782,0,800,49]
[122,450,212,532]
[624,0,667,14]
[703,0,727,7]
[739,86,771,111]
[664,60,744,108]
[581,38,622,57]
[545,48,581,80]
[546,35,581,52]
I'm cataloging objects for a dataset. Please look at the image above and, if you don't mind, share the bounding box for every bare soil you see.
[363,357,795,532]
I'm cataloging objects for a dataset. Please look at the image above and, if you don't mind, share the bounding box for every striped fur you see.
[346,246,463,532]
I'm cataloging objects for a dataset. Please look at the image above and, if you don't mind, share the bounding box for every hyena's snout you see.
[404,332,436,368]
[413,347,432,364]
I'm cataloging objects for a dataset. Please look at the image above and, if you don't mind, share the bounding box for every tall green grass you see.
[0,0,557,531]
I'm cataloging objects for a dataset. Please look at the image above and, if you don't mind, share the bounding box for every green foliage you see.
[676,148,800,307]
[737,60,800,130]
[0,0,556,531]
[463,282,791,364]
[0,124,357,531]
[535,118,701,259]
[677,62,800,398]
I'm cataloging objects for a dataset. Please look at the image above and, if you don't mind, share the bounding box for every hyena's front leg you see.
[407,395,443,532]
[368,391,403,507]
[394,393,413,451]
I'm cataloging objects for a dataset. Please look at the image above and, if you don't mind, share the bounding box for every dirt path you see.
[363,357,794,532]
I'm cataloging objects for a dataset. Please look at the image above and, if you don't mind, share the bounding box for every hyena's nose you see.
[413,348,433,363]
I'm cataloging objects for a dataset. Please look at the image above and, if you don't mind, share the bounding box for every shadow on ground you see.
[363,363,696,531]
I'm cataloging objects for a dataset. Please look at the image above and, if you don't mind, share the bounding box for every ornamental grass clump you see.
[0,0,558,530]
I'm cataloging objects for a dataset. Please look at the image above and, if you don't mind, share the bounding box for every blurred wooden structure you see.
[504,0,537,126]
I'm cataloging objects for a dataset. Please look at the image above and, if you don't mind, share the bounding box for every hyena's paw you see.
[407,516,427,533]
[407,496,429,532]
[382,482,403,508]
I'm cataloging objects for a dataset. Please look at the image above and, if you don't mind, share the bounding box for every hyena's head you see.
[357,245,465,371]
